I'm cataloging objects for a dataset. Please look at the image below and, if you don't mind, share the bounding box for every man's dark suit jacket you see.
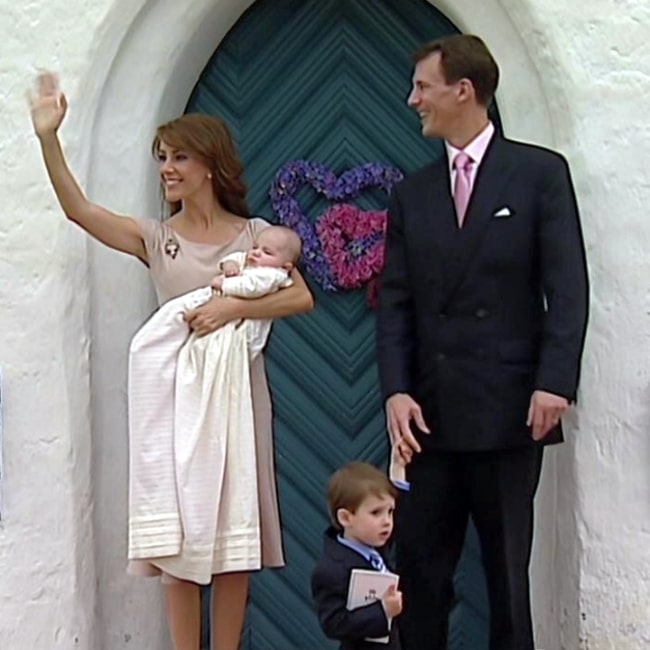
[377,135,589,451]
[311,528,401,650]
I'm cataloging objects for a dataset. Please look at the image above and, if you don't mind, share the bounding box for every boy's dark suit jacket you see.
[311,527,401,650]
[377,135,589,451]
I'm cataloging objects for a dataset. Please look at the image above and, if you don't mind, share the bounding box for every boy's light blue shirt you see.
[336,535,387,573]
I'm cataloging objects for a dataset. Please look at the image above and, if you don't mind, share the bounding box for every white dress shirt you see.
[445,121,495,194]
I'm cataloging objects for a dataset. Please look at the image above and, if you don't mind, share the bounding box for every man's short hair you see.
[412,34,499,106]
[327,462,398,530]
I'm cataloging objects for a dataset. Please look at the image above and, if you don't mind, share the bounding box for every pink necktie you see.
[453,152,473,227]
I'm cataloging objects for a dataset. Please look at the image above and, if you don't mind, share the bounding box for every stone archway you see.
[80,2,568,648]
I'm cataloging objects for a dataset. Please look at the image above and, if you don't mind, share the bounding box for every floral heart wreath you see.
[269,160,403,303]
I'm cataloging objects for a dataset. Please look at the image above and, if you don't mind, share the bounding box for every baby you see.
[209,225,301,305]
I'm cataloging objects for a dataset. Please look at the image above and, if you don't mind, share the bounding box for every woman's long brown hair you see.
[152,113,250,218]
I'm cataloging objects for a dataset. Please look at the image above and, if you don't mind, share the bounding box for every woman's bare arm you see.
[30,73,146,261]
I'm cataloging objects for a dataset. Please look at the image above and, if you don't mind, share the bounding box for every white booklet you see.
[346,568,399,644]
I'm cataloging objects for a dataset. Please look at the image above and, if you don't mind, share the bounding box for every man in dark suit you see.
[376,34,588,650]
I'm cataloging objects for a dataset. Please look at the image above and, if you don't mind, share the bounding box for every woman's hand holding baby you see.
[184,296,242,336]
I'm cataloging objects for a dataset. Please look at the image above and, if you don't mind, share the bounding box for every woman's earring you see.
[207,172,213,179]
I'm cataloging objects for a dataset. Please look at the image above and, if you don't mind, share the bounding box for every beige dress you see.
[128,216,285,580]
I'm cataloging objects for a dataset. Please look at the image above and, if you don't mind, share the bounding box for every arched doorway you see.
[186,0,493,647]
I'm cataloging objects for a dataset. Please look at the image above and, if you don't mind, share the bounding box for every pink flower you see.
[317,204,387,292]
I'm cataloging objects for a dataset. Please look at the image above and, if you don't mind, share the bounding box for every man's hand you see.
[385,393,430,455]
[527,390,569,440]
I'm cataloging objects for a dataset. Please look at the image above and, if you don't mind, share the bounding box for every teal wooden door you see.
[187,1,494,647]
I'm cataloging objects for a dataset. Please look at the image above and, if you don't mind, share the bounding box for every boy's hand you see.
[389,439,412,483]
[381,584,403,619]
[393,439,413,466]
[221,260,240,277]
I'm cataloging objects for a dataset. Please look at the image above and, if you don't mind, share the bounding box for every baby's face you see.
[247,229,293,269]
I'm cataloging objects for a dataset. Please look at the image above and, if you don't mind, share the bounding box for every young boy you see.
[311,461,405,650]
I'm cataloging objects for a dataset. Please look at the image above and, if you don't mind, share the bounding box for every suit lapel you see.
[441,136,515,308]
[412,158,457,285]
[424,157,457,251]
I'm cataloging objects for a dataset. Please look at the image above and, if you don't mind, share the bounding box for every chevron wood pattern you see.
[187,0,493,647]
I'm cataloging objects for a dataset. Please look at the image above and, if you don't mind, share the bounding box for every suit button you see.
[438,312,447,320]
[436,353,446,361]
[475,308,489,319]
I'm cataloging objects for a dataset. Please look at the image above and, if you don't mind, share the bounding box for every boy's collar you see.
[336,533,378,562]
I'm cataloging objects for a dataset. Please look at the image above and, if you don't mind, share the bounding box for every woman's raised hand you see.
[28,72,67,137]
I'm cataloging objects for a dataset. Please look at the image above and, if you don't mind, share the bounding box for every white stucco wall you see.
[1,0,648,648]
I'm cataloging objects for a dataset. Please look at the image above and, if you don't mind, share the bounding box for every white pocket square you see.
[493,206,513,218]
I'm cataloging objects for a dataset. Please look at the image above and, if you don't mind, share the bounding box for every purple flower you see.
[269,160,403,296]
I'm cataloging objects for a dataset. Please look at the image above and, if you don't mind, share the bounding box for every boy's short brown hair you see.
[327,462,398,530]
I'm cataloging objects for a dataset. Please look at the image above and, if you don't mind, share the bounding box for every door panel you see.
[188,1,490,647]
